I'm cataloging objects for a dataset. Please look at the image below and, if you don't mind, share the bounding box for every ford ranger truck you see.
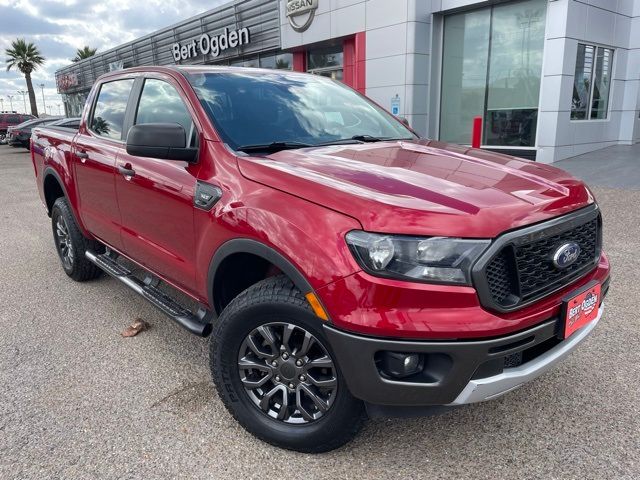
[31,66,610,453]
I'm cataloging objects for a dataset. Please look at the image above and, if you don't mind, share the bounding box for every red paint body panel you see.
[317,253,609,339]
[72,132,125,250]
[31,66,610,342]
[237,139,593,238]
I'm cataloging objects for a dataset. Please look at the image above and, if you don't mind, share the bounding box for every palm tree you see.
[73,46,97,62]
[5,39,45,116]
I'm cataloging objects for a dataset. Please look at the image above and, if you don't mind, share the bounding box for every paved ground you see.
[1,144,639,479]
[555,144,640,188]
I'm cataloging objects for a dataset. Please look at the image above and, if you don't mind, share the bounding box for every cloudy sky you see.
[0,0,227,115]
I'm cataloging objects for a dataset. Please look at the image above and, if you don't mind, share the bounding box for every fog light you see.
[381,352,423,378]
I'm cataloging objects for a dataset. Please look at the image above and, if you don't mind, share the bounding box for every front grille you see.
[475,206,601,312]
[486,250,517,306]
[515,219,598,300]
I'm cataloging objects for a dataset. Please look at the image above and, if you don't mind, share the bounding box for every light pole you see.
[0,98,3,111]
[57,104,62,116]
[39,83,47,112]
[7,95,13,112]
[17,90,28,114]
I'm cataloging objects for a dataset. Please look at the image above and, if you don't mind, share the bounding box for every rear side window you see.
[91,79,134,140]
[135,79,195,145]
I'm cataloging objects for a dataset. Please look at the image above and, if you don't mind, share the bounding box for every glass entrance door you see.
[439,0,547,148]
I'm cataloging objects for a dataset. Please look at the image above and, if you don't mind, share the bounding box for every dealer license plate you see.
[562,281,601,339]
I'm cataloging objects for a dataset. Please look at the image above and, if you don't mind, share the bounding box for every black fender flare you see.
[43,167,71,214]
[207,238,314,311]
[42,167,89,237]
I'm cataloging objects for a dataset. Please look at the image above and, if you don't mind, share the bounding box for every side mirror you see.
[126,123,198,162]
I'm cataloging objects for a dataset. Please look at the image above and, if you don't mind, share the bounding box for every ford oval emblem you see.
[552,242,581,269]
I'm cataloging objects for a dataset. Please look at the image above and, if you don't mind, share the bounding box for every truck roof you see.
[94,65,311,83]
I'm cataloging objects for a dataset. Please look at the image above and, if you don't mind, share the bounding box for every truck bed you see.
[31,127,78,203]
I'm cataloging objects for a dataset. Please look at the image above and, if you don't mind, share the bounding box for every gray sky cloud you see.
[1,0,225,115]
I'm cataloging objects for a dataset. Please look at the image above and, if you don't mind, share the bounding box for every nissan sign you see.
[286,0,318,32]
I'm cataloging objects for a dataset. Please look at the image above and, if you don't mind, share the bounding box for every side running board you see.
[85,250,213,337]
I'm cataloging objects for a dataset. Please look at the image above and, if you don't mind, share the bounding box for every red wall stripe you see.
[292,51,306,72]
[343,32,366,94]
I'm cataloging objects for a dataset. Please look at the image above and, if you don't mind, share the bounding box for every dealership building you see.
[55,0,640,163]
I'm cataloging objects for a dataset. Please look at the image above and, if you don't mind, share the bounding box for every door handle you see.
[118,164,136,178]
[76,150,88,162]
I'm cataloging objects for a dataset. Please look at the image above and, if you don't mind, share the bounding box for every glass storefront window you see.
[260,55,276,69]
[440,9,490,145]
[275,53,293,70]
[227,53,292,70]
[484,0,546,146]
[307,46,343,80]
[243,57,259,68]
[572,44,613,120]
[440,0,547,147]
[571,44,594,120]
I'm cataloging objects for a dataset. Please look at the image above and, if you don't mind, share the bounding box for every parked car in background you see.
[47,117,81,129]
[7,117,62,148]
[0,112,35,143]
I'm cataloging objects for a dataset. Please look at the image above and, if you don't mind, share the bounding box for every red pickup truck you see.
[31,66,610,452]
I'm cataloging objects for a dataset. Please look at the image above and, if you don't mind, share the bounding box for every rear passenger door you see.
[73,78,135,250]
[114,75,200,292]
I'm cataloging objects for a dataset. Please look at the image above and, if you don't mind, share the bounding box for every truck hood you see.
[237,140,593,238]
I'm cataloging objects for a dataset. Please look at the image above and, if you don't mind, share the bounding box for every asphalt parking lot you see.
[0,145,638,479]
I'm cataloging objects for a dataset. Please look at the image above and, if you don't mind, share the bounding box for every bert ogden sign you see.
[171,27,250,62]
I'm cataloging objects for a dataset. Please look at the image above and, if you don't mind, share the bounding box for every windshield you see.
[185,71,416,150]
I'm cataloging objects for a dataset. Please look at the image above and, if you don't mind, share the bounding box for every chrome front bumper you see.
[448,304,604,405]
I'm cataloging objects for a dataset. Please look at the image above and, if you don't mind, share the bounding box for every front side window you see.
[91,79,134,139]
[186,71,415,150]
[135,78,196,147]
[572,43,614,120]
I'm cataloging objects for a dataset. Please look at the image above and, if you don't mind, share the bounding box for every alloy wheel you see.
[55,216,74,269]
[237,322,338,424]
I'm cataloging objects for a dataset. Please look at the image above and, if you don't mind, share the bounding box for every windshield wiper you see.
[350,135,386,142]
[320,135,412,146]
[315,138,366,146]
[236,141,313,153]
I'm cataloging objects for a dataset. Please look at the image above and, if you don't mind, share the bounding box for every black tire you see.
[51,197,104,282]
[210,275,366,453]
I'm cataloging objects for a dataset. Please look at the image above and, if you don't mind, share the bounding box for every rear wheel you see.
[51,197,103,282]
[210,275,366,452]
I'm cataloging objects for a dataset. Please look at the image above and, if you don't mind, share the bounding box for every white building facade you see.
[57,0,640,163]
[280,0,640,162]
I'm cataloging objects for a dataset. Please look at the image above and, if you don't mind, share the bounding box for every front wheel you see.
[210,275,366,452]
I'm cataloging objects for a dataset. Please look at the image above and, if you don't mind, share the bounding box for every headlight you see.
[345,231,490,285]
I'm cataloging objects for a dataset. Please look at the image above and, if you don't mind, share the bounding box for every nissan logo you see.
[286,0,318,32]
[552,242,581,269]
